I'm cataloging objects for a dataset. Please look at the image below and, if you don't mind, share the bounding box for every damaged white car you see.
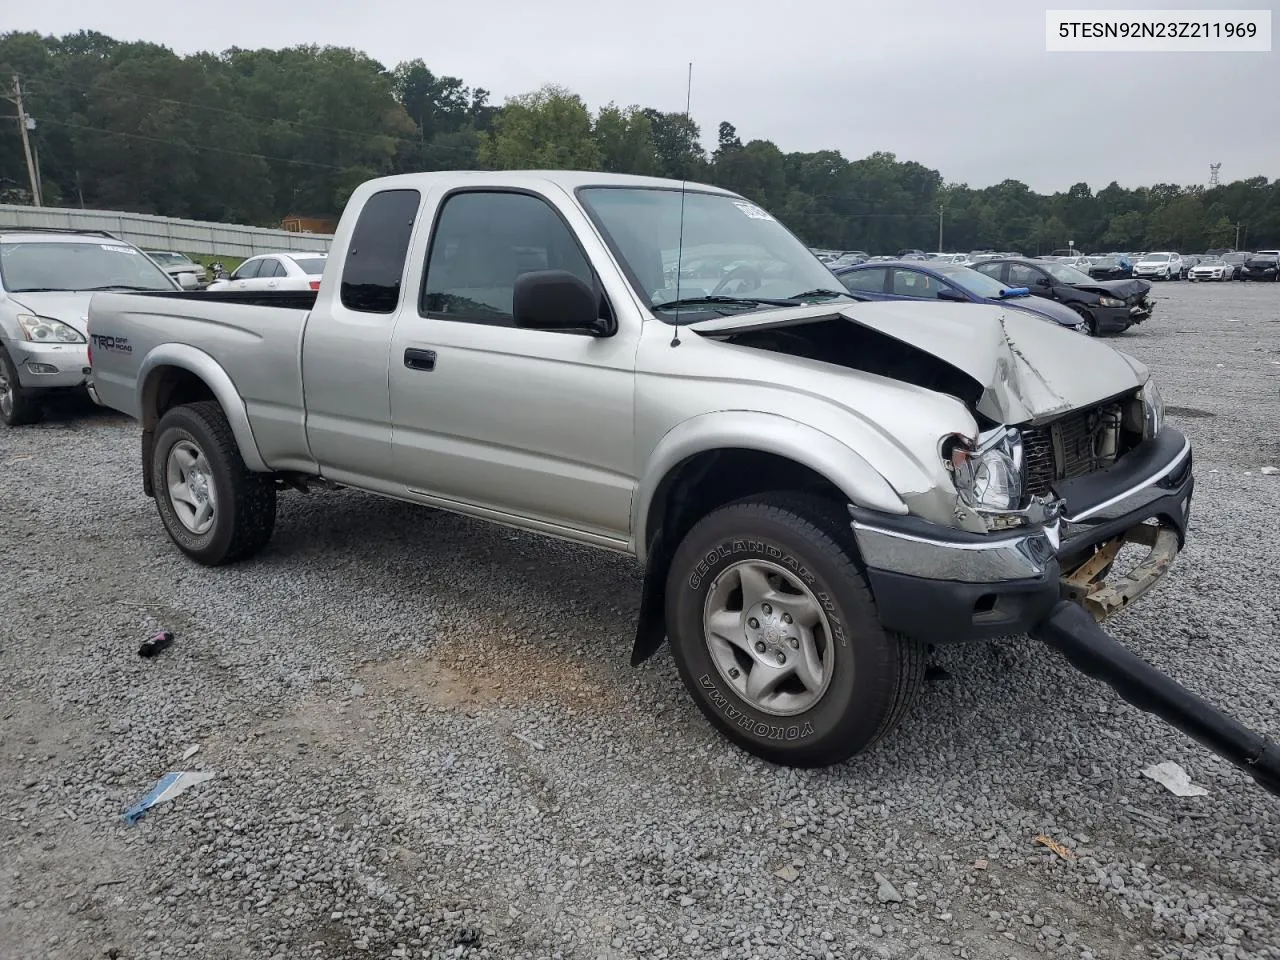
[84,171,1278,796]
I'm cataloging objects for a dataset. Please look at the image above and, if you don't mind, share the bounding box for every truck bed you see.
[88,291,315,472]
[127,289,319,310]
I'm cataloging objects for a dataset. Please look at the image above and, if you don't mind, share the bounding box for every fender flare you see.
[630,410,909,565]
[136,343,268,473]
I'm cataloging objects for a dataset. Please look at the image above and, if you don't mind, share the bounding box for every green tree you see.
[478,84,601,170]
[593,104,656,174]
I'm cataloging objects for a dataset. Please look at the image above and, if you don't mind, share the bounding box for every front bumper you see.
[4,339,91,390]
[850,428,1193,644]
[1090,303,1141,333]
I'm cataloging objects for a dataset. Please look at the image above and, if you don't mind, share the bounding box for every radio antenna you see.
[670,60,693,347]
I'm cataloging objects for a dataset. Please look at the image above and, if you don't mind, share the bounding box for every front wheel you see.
[1070,305,1098,336]
[150,401,277,565]
[664,493,925,767]
[0,346,43,427]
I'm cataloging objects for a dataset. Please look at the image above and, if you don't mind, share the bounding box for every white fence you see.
[0,203,333,258]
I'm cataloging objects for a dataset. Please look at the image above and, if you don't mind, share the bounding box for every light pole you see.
[937,203,944,252]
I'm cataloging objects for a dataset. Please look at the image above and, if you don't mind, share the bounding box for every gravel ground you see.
[2,280,1278,960]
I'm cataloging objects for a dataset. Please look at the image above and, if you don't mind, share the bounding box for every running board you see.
[1031,600,1280,799]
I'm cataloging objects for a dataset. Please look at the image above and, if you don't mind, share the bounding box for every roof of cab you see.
[351,169,741,196]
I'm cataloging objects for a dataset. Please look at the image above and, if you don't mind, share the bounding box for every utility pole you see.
[937,203,944,252]
[7,75,43,206]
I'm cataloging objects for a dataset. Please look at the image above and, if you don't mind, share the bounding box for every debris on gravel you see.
[1,284,1278,960]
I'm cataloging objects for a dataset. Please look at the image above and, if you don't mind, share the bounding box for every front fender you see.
[136,343,268,473]
[631,410,910,564]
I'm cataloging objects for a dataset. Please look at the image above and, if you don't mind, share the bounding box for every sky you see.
[7,0,1278,193]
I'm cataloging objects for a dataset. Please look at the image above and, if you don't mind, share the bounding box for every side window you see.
[260,259,285,278]
[890,268,941,298]
[972,262,1003,281]
[340,188,421,314]
[233,258,262,280]
[1007,263,1043,287]
[838,267,887,294]
[421,190,595,326]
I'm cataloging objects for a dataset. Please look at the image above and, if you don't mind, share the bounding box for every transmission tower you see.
[1209,162,1221,187]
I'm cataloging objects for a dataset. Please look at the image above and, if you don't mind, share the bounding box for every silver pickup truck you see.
[86,171,1279,794]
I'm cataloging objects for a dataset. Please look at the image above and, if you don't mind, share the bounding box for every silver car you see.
[145,250,209,289]
[0,228,179,426]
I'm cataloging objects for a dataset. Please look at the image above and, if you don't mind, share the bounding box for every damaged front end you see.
[691,301,1278,797]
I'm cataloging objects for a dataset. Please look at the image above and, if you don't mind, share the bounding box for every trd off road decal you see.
[699,674,814,740]
[90,334,133,354]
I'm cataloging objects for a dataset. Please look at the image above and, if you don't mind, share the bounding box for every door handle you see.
[404,347,437,371]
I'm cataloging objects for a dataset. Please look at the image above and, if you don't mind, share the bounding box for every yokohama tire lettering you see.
[698,674,815,741]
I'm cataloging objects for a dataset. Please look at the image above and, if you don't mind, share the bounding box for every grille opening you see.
[1021,395,1143,501]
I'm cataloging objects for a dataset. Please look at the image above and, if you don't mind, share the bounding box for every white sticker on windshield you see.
[732,201,774,221]
[101,244,138,255]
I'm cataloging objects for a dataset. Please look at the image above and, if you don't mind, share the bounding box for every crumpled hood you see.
[689,300,1149,425]
[1073,277,1150,301]
[7,291,94,335]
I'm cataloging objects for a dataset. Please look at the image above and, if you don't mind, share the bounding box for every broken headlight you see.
[1097,296,1126,308]
[1140,378,1164,438]
[944,426,1023,513]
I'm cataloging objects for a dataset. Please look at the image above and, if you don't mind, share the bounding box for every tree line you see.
[2,30,1278,253]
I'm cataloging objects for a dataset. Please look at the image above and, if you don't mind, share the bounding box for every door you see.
[887,267,959,301]
[228,257,263,289]
[301,187,423,484]
[836,266,889,297]
[1007,262,1053,298]
[972,261,1007,284]
[388,188,638,543]
[257,257,286,290]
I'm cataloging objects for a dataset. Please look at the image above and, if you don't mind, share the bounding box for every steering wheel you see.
[712,264,762,296]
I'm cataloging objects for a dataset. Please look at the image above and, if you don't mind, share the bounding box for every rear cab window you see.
[340,188,422,313]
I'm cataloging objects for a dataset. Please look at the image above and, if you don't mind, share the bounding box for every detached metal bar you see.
[1031,600,1280,799]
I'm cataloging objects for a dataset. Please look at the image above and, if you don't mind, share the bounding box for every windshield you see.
[1142,253,1169,262]
[0,240,176,292]
[1040,262,1095,284]
[576,187,848,321]
[932,263,1021,298]
[1198,258,1225,266]
[291,256,327,274]
[1094,257,1118,266]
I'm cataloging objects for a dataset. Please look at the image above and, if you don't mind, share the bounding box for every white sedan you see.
[1132,251,1183,281]
[1188,257,1233,281]
[207,252,328,292]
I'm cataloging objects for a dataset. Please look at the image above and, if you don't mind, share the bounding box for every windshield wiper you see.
[785,288,852,302]
[79,284,162,291]
[10,287,66,293]
[654,295,800,312]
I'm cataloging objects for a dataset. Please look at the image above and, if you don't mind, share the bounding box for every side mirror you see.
[178,272,199,289]
[512,270,613,336]
[936,288,968,302]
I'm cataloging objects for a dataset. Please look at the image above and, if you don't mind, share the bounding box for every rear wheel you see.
[150,401,277,565]
[0,346,42,427]
[665,493,925,767]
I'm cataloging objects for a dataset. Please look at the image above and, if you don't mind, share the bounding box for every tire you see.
[150,400,277,565]
[664,492,926,767]
[0,346,43,427]
[1070,305,1098,336]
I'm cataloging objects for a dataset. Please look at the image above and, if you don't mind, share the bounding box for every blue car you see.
[831,259,1086,332]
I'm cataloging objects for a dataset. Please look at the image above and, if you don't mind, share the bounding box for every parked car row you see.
[830,256,1152,337]
[813,247,1279,283]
